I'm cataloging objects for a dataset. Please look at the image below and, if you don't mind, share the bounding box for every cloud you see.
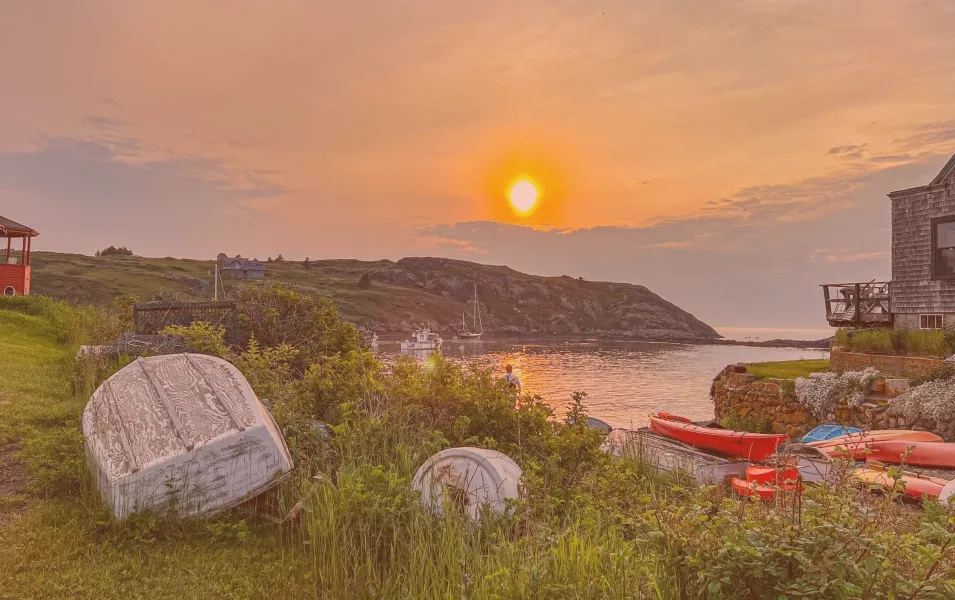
[417,155,950,328]
[0,136,287,257]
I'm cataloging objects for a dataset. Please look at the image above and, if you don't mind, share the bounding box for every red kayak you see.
[867,441,955,468]
[732,477,802,500]
[809,430,943,460]
[745,465,800,485]
[649,413,787,461]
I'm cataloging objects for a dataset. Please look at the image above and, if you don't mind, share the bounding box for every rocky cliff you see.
[367,257,719,340]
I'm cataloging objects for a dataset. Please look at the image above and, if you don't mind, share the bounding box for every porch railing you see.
[820,281,892,328]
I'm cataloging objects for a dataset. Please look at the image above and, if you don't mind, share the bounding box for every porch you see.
[820,281,893,328]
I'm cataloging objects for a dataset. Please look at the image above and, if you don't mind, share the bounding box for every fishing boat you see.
[459,284,483,340]
[649,413,787,461]
[808,430,944,460]
[866,441,955,468]
[853,461,947,502]
[400,327,443,351]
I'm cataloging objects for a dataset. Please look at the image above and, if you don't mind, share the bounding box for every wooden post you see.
[823,286,831,317]
[25,236,30,266]
[855,283,862,324]
[4,237,9,262]
[21,237,26,265]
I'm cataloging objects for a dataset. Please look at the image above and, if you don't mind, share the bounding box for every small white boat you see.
[82,354,293,519]
[400,328,443,351]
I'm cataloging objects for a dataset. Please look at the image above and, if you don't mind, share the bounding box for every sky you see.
[2,0,955,331]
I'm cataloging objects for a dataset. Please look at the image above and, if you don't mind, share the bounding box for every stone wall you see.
[711,364,954,441]
[830,350,944,378]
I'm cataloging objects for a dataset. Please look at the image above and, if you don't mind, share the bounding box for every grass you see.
[745,359,830,381]
[2,297,953,599]
[0,301,313,599]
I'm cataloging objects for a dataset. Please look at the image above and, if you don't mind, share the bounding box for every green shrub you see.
[161,322,227,357]
[843,328,955,357]
[719,412,773,434]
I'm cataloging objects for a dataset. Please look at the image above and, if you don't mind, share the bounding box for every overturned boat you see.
[82,354,293,519]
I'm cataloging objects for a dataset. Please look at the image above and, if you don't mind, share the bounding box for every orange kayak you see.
[853,461,947,501]
[866,441,955,468]
[649,413,786,461]
[808,430,943,459]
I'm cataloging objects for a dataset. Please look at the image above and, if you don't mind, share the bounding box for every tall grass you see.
[836,327,955,357]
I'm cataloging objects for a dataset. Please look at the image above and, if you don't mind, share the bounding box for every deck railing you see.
[820,281,892,328]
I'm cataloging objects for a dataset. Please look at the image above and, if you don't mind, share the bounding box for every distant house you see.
[217,253,266,279]
[822,152,955,330]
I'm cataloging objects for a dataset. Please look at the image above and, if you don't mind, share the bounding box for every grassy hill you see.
[29,252,719,340]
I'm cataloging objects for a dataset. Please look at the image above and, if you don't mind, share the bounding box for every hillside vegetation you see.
[1,295,953,599]
[30,251,719,341]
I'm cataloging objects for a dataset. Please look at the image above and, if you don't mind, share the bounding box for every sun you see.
[508,179,539,216]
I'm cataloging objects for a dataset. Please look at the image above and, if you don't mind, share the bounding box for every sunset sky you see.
[3,0,955,332]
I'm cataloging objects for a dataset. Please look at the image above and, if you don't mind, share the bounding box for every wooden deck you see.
[821,282,892,328]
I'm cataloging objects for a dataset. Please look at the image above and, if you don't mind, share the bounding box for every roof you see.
[0,215,38,237]
[222,257,265,270]
[887,152,955,198]
[931,152,955,186]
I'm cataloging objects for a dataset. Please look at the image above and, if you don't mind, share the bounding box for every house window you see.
[920,314,943,329]
[932,217,955,278]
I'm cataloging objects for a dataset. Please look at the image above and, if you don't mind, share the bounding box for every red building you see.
[0,215,39,296]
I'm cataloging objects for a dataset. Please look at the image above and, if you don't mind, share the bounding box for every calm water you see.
[375,340,828,429]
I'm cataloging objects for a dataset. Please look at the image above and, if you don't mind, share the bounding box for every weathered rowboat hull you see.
[649,414,786,461]
[82,353,293,519]
[603,428,749,485]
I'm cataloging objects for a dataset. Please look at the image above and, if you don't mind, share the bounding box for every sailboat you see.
[460,284,484,340]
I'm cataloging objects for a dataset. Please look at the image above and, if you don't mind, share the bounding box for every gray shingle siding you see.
[890,165,955,316]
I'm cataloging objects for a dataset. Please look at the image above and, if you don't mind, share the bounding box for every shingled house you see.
[823,152,955,330]
[217,254,266,279]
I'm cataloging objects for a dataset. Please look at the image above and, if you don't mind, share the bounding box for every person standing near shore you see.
[503,364,522,393]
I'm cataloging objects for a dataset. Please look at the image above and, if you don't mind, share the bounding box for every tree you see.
[303,257,312,270]
[358,272,372,289]
[267,257,273,263]
[97,245,133,257]
[275,254,285,263]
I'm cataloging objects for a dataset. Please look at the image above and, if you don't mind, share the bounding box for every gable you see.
[931,153,955,186]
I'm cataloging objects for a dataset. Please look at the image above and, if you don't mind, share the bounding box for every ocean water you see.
[376,340,828,429]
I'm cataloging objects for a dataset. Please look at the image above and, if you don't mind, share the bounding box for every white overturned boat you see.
[82,354,293,519]
[400,327,443,351]
[602,428,749,485]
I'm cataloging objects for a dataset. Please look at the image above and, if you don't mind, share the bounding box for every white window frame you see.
[920,314,944,329]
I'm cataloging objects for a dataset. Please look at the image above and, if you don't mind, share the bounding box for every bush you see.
[235,282,360,370]
[794,367,880,419]
[841,328,954,357]
[95,246,133,257]
[719,412,773,433]
[161,322,227,357]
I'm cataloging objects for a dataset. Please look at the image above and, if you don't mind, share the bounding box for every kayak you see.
[808,430,944,459]
[867,441,955,468]
[853,461,947,501]
[745,465,800,485]
[732,477,802,500]
[649,413,787,461]
[802,425,862,444]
